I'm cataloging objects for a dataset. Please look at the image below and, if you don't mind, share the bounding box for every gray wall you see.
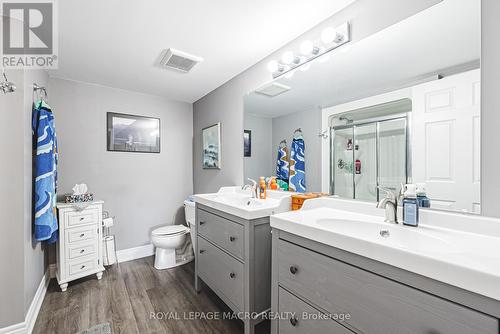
[23,70,49,314]
[272,108,322,192]
[243,113,273,181]
[193,0,442,194]
[481,0,500,217]
[48,78,193,250]
[0,70,26,328]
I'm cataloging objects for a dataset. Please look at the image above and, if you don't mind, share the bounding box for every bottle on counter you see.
[403,184,419,227]
[259,177,267,199]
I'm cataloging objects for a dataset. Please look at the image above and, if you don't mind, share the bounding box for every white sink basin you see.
[194,186,292,220]
[271,197,500,301]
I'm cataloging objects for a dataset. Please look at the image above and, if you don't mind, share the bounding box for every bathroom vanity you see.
[270,198,500,334]
[194,187,292,334]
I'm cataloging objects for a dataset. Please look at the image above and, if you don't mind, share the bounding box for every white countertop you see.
[271,197,500,301]
[194,186,292,220]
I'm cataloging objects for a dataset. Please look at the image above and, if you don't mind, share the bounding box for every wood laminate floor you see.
[33,257,270,334]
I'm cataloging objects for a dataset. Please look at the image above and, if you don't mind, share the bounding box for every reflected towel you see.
[276,145,289,191]
[289,138,306,193]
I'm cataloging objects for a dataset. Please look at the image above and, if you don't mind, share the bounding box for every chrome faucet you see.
[377,186,398,224]
[242,178,258,198]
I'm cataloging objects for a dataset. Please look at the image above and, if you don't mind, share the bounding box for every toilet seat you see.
[152,225,189,237]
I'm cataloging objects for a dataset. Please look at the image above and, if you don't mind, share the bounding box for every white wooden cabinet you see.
[56,201,105,291]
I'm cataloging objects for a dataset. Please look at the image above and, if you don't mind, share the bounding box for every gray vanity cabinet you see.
[271,229,500,334]
[195,204,272,334]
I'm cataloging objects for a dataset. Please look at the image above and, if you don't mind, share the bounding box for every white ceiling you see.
[49,0,355,103]
[245,0,480,117]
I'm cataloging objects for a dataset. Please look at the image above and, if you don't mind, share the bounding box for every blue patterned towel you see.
[33,101,58,243]
[289,137,306,193]
[276,144,289,191]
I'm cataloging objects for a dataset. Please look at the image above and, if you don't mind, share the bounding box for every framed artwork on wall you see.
[244,130,251,157]
[107,112,160,153]
[202,123,221,169]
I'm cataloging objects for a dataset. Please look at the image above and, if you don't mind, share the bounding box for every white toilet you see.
[151,200,196,270]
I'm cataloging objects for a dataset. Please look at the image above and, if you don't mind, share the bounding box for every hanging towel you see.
[276,143,289,191]
[33,101,59,243]
[289,137,306,193]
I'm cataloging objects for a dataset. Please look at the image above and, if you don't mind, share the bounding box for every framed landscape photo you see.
[244,130,251,157]
[202,123,221,169]
[107,112,160,153]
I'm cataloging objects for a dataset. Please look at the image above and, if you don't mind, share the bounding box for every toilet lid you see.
[152,225,188,236]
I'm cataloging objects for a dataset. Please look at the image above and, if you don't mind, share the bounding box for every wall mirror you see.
[243,0,481,214]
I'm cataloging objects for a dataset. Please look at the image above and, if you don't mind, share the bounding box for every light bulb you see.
[300,40,314,55]
[281,51,295,65]
[321,27,341,44]
[267,60,279,73]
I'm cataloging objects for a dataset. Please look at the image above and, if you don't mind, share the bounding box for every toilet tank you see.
[184,200,196,226]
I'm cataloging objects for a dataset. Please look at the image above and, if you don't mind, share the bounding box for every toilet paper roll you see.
[102,217,114,228]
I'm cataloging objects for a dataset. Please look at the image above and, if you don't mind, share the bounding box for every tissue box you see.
[64,193,94,203]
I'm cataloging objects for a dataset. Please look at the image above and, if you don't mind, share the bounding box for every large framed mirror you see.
[243,0,480,214]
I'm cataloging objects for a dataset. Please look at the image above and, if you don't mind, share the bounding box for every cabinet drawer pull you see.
[199,221,206,225]
[229,236,236,242]
[80,233,85,237]
[229,272,236,279]
[199,249,205,254]
[289,266,298,275]
[80,249,85,253]
[290,316,298,327]
[80,265,86,269]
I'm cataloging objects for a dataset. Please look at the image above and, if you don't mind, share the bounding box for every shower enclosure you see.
[330,104,410,202]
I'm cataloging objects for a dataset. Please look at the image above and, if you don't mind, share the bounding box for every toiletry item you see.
[403,184,418,226]
[355,159,361,174]
[396,184,404,223]
[347,139,353,150]
[416,183,431,208]
[270,177,278,190]
[259,177,267,199]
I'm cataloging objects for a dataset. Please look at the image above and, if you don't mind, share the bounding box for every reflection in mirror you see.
[243,0,480,214]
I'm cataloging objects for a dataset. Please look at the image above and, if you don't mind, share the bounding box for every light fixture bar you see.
[269,22,351,79]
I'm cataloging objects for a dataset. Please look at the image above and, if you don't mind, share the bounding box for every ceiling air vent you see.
[159,48,203,73]
[255,82,291,97]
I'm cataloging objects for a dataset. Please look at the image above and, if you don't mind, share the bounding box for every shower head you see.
[339,116,353,124]
[1,72,16,94]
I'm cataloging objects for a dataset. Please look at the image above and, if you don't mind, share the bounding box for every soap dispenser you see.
[403,184,419,227]
[259,177,267,199]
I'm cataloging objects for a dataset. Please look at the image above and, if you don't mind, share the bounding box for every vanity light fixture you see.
[267,22,350,79]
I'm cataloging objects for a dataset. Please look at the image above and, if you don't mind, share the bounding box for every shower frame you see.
[329,112,412,201]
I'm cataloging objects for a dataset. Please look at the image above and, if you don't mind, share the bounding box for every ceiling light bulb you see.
[300,40,314,55]
[267,60,279,73]
[321,27,341,44]
[281,51,295,65]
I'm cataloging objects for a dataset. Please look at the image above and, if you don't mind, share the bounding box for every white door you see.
[412,69,480,213]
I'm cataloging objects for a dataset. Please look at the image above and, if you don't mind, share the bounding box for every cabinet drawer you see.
[197,209,244,259]
[66,208,99,228]
[67,241,96,260]
[198,236,244,311]
[278,287,353,334]
[277,239,498,334]
[67,225,97,244]
[67,256,97,277]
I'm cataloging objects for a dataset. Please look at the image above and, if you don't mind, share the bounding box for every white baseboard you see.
[0,270,50,334]
[116,243,154,263]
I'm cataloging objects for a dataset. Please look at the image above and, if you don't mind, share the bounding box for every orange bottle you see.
[259,177,267,199]
[270,177,278,190]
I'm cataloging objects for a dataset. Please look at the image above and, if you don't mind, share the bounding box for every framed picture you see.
[202,123,221,169]
[107,112,160,153]
[244,130,251,157]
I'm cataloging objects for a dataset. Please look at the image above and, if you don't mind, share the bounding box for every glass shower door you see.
[354,124,377,201]
[332,127,354,198]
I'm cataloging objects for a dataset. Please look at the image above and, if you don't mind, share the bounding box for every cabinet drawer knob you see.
[80,249,85,253]
[229,272,236,279]
[79,217,85,221]
[199,250,205,254]
[80,265,86,269]
[229,236,236,242]
[289,266,298,275]
[290,316,298,327]
[80,233,85,237]
[199,221,205,225]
